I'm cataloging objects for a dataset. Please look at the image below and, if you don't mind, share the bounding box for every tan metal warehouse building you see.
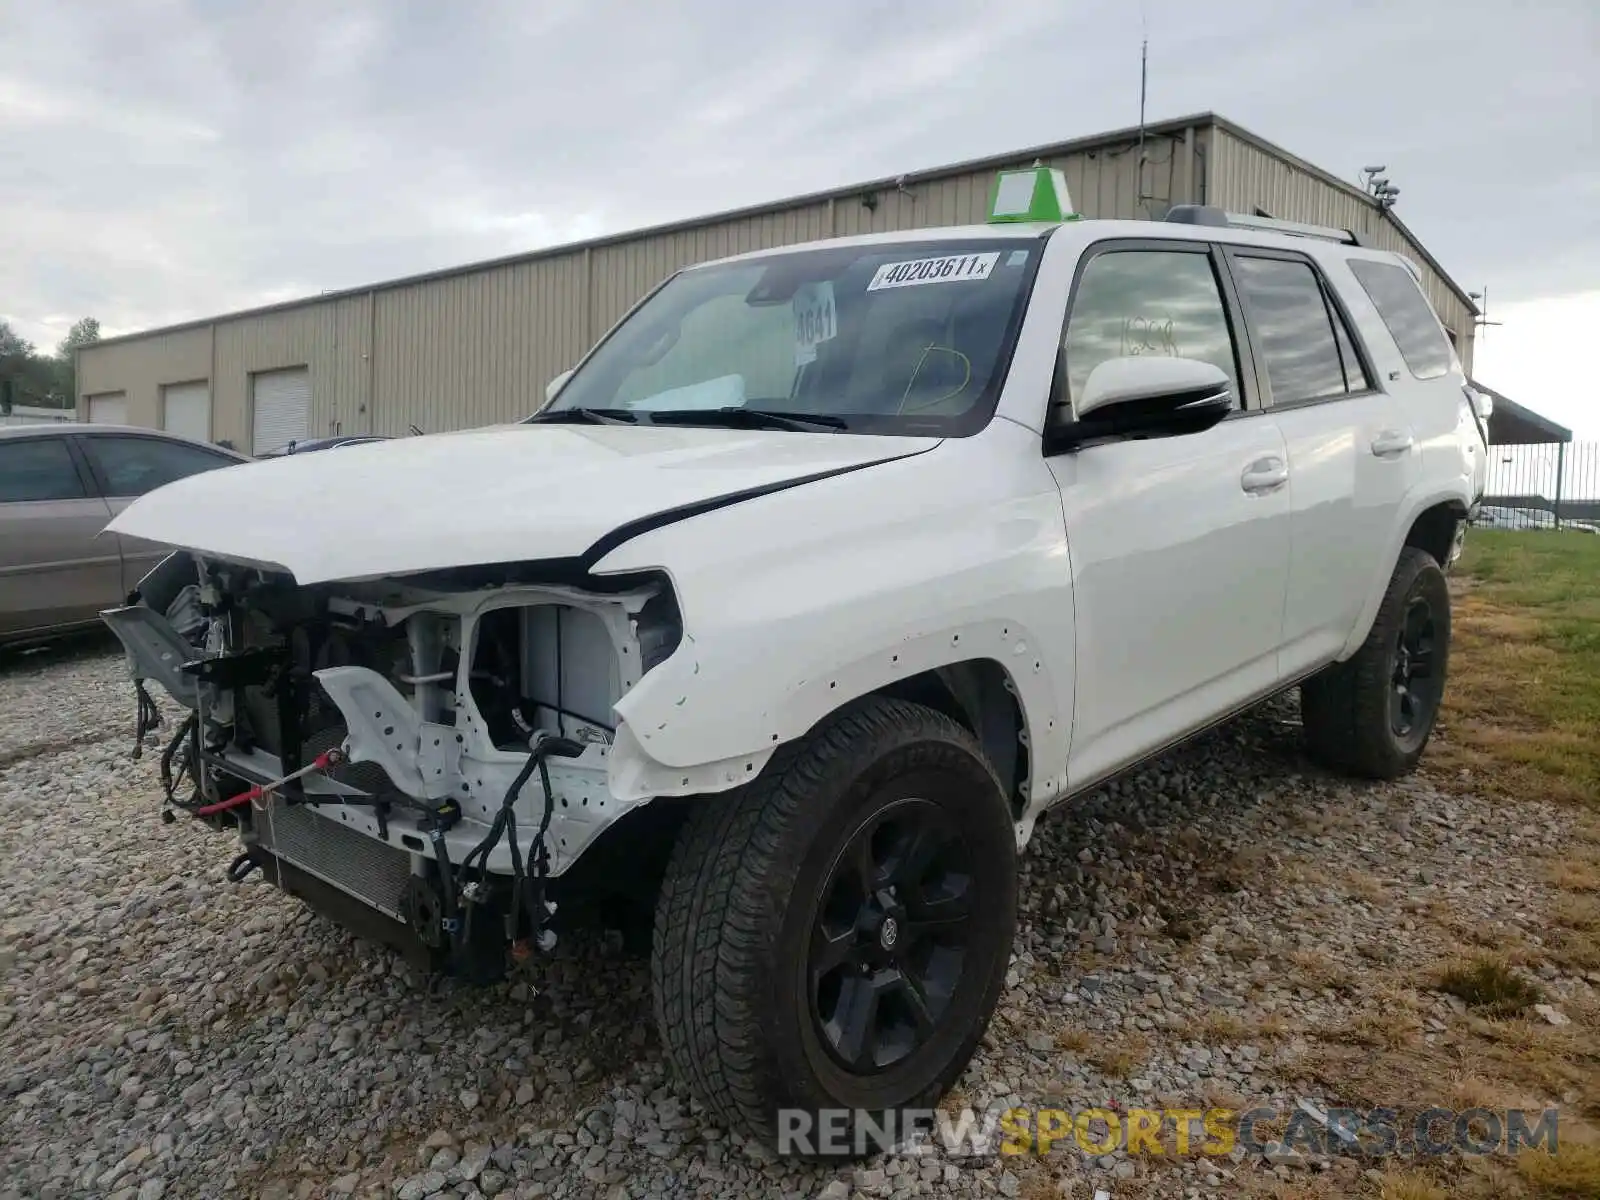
[77,112,1479,453]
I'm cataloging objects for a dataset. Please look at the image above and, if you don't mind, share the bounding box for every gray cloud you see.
[2,0,1594,346]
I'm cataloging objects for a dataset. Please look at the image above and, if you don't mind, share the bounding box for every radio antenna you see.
[1138,22,1148,155]
[1137,4,1152,208]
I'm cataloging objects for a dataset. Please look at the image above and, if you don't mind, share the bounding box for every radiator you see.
[254,801,413,920]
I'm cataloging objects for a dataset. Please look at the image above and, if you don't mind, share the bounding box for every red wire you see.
[192,750,337,817]
[194,785,260,816]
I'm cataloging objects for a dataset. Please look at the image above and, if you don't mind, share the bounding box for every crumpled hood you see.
[106,423,937,584]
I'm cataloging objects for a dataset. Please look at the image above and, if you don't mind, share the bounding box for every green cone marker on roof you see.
[987,163,1080,224]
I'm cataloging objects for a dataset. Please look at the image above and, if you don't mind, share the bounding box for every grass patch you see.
[1053,1027,1092,1054]
[1515,1138,1600,1198]
[1435,956,1543,1017]
[1286,948,1357,995]
[1230,533,1600,1200]
[1549,858,1600,894]
[1190,1011,1250,1044]
[1087,1032,1149,1079]
[1379,1171,1450,1200]
[1344,870,1390,904]
[1341,1004,1425,1051]
[1547,926,1600,974]
[1433,531,1600,806]
[1550,894,1600,933]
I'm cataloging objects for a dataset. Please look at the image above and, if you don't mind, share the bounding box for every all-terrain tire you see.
[651,696,1017,1155]
[1301,545,1451,779]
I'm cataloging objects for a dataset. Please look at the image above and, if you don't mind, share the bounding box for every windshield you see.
[534,237,1045,435]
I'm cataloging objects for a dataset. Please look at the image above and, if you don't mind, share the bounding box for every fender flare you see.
[605,616,1067,807]
[1338,482,1471,661]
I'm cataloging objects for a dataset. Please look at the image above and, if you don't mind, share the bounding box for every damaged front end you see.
[107,551,684,979]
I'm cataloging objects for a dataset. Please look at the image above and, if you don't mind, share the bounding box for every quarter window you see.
[1348,259,1453,379]
[1060,249,1241,419]
[79,436,236,498]
[1233,256,1370,406]
[0,438,86,503]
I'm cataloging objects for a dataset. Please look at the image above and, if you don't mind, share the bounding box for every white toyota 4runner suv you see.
[104,169,1489,1153]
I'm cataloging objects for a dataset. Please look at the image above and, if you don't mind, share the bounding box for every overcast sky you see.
[2,0,1595,432]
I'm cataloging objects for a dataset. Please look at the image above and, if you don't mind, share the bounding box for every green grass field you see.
[1431,530,1600,1199]
[1440,529,1600,807]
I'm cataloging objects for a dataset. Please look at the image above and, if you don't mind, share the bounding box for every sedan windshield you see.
[534,237,1045,435]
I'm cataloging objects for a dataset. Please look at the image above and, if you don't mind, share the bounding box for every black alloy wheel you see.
[1300,545,1452,779]
[652,696,1017,1155]
[1390,595,1442,739]
[809,797,975,1074]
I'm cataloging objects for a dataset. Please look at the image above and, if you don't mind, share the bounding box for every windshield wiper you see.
[645,406,848,433]
[526,407,642,426]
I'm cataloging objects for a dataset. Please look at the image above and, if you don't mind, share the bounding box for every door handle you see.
[1241,456,1288,494]
[1370,429,1415,457]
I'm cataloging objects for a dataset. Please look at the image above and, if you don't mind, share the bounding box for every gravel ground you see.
[1,642,1592,1200]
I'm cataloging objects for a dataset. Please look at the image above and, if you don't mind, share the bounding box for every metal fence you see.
[0,405,78,427]
[1474,440,1600,533]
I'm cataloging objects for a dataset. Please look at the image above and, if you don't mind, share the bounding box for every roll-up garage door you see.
[86,392,127,424]
[251,367,310,455]
[162,381,211,441]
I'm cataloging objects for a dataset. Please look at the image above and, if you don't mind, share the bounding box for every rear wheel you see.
[651,696,1017,1155]
[1301,546,1451,779]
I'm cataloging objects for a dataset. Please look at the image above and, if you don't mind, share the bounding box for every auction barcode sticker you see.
[866,252,1000,291]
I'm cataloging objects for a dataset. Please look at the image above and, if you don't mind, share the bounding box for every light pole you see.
[1360,166,1400,211]
[1468,288,1504,340]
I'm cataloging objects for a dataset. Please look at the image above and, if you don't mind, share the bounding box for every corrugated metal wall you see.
[369,132,1194,435]
[212,295,372,447]
[376,251,589,433]
[589,203,833,334]
[77,117,1476,439]
[75,325,211,430]
[1206,128,1475,374]
[76,128,1207,441]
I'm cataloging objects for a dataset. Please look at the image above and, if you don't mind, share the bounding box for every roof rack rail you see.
[1164,204,1366,247]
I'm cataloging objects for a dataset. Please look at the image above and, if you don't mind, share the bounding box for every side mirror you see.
[545,369,574,403]
[1470,388,1494,422]
[1049,356,1234,451]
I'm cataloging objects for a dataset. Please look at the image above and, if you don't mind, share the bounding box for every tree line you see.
[0,317,100,413]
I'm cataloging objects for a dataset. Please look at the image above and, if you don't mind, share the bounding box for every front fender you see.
[592,427,1077,805]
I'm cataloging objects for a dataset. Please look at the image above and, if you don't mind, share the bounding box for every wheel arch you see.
[607,614,1067,813]
[871,658,1031,818]
[1403,499,1468,572]
[1339,486,1470,661]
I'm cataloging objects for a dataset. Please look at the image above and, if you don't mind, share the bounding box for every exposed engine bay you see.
[108,551,684,979]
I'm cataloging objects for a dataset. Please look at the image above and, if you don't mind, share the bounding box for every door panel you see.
[1274,396,1413,676]
[1046,240,1291,791]
[1224,251,1416,677]
[108,508,177,596]
[1050,417,1292,786]
[75,433,244,593]
[0,437,119,637]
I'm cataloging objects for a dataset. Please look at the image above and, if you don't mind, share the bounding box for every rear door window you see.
[1348,259,1453,379]
[1232,256,1369,406]
[0,437,87,503]
[79,435,237,498]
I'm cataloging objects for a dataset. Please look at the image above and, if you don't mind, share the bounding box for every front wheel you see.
[651,696,1017,1156]
[1301,545,1452,779]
